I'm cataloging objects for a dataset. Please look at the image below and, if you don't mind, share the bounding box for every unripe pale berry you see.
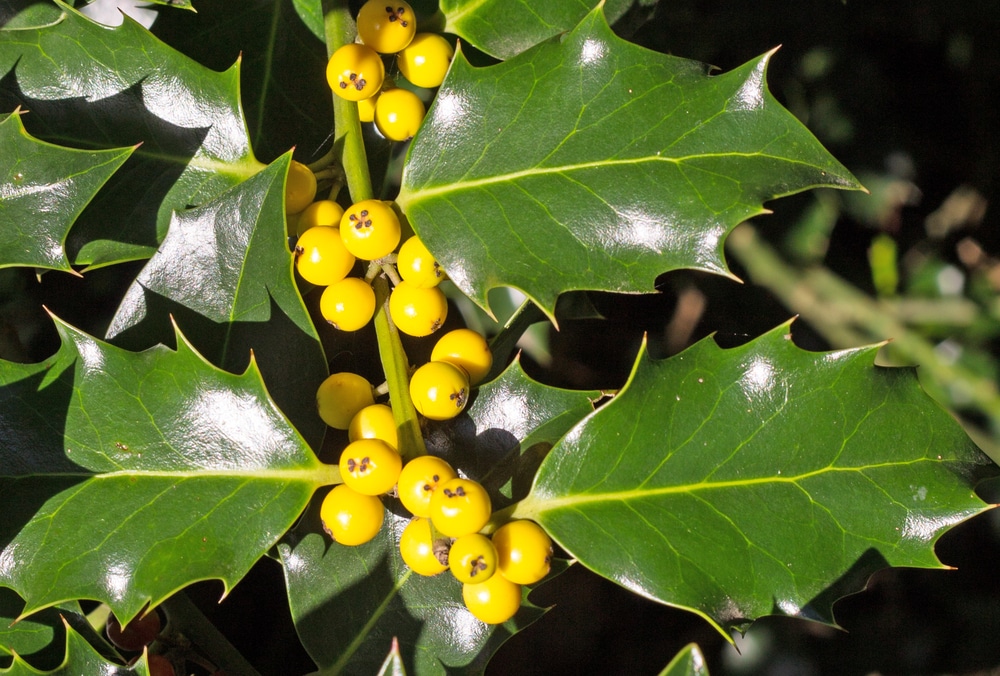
[316,372,375,429]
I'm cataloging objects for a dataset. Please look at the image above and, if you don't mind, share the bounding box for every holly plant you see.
[0,1,995,675]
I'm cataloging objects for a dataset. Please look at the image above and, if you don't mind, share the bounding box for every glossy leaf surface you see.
[104,154,328,447]
[441,0,653,60]
[281,362,592,674]
[397,8,861,318]
[521,325,993,633]
[0,623,139,675]
[0,316,331,622]
[0,112,133,271]
[0,4,264,266]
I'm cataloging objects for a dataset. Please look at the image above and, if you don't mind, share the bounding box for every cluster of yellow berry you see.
[327,0,454,141]
[283,0,552,626]
[313,328,553,623]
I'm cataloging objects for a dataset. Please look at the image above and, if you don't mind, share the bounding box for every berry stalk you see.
[323,0,426,462]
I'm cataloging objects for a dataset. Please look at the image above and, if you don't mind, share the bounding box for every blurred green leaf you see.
[0,3,264,267]
[104,153,328,447]
[520,324,993,634]
[0,111,133,271]
[398,8,861,319]
[658,644,710,676]
[0,315,332,622]
[280,362,590,674]
[441,0,654,60]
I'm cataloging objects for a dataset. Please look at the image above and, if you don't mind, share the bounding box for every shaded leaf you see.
[441,0,654,60]
[519,324,994,634]
[281,363,590,674]
[104,153,328,448]
[0,3,264,266]
[0,592,94,672]
[0,623,136,675]
[658,644,710,676]
[150,0,332,164]
[0,111,133,271]
[0,315,333,622]
[0,2,66,30]
[397,8,861,319]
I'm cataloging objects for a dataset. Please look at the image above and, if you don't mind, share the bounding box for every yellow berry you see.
[493,520,553,585]
[409,361,470,421]
[320,277,376,332]
[397,33,454,88]
[429,477,491,538]
[431,329,493,385]
[340,200,402,260]
[374,87,425,141]
[296,200,345,237]
[357,0,416,54]
[397,235,444,288]
[339,438,402,496]
[320,484,384,546]
[399,517,448,576]
[295,226,356,286]
[348,404,398,448]
[327,43,385,101]
[397,455,457,518]
[285,160,317,214]
[388,281,448,337]
[463,572,521,625]
[316,372,375,429]
[449,533,498,584]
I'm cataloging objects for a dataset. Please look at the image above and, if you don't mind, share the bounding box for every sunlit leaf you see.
[0,111,133,271]
[441,0,654,60]
[519,324,994,634]
[0,315,333,622]
[0,623,136,675]
[0,3,264,267]
[398,8,861,319]
[104,153,328,447]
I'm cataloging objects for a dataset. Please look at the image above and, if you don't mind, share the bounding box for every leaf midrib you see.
[529,459,938,513]
[398,150,822,207]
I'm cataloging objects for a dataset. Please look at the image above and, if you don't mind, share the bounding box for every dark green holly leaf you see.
[659,644,710,676]
[104,153,328,447]
[397,8,862,319]
[0,2,65,30]
[0,3,264,267]
[280,362,592,674]
[150,0,332,164]
[0,592,98,672]
[518,324,994,634]
[0,315,334,623]
[440,0,654,60]
[0,111,133,271]
[0,623,137,675]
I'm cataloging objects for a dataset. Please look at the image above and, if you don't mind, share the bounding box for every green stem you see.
[323,1,373,202]
[726,224,1000,462]
[322,1,424,461]
[161,592,262,676]
[373,275,427,462]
